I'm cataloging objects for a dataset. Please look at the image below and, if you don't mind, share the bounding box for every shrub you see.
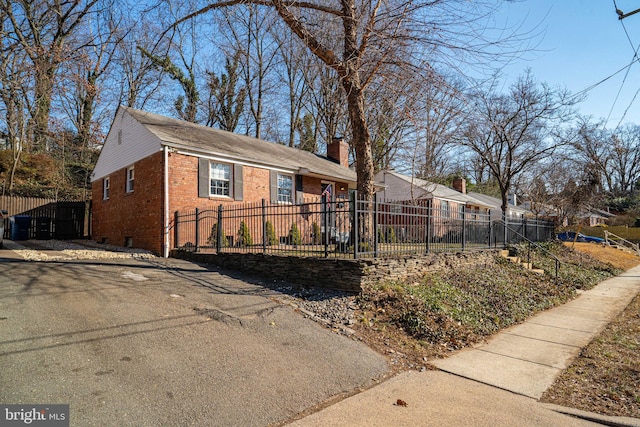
[207,223,227,247]
[288,222,301,246]
[386,227,397,243]
[238,221,253,246]
[265,220,277,245]
[312,221,321,244]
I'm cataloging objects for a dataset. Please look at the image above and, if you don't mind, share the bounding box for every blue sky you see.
[495,0,640,128]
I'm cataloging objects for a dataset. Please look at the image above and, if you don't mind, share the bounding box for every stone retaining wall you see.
[171,249,501,293]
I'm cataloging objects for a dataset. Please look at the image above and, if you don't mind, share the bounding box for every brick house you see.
[373,170,491,240]
[374,170,490,215]
[91,106,355,256]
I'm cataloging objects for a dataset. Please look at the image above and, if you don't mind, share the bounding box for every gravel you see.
[3,239,156,261]
[267,283,359,334]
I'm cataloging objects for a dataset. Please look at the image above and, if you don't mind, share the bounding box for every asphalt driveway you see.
[0,252,388,426]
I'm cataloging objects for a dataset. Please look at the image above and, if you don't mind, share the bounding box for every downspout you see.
[163,146,170,258]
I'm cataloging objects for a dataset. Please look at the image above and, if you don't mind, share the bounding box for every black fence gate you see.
[2,200,89,240]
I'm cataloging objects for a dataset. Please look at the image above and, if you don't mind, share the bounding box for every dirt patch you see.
[540,292,640,417]
[540,242,640,417]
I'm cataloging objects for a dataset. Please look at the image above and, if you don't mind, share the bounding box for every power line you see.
[570,56,640,101]
[604,0,640,127]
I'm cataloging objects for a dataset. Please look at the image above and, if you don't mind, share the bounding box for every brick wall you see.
[170,250,500,293]
[168,152,352,250]
[92,151,165,254]
[93,150,354,254]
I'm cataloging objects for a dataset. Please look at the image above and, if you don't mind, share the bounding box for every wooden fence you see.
[0,195,57,216]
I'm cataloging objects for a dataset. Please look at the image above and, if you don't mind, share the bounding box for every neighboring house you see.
[91,106,356,256]
[374,170,491,214]
[465,192,532,222]
[521,201,614,227]
[577,208,615,227]
[374,171,492,241]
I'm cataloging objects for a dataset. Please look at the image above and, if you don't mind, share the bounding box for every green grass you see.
[359,242,620,350]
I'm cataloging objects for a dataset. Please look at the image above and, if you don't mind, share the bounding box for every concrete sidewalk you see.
[289,265,640,426]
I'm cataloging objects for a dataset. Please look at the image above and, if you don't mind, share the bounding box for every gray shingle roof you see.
[467,192,531,214]
[382,171,492,207]
[124,107,356,183]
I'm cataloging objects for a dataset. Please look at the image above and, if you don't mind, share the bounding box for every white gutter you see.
[163,146,170,258]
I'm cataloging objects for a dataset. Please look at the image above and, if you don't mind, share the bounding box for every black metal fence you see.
[1,200,89,240]
[173,193,555,259]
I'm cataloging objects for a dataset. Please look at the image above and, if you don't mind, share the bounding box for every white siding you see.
[375,171,431,201]
[91,108,163,181]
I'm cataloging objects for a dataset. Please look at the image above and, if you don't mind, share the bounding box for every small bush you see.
[238,221,253,246]
[377,227,396,243]
[207,223,228,247]
[386,227,397,243]
[265,221,276,245]
[312,222,321,244]
[288,222,301,246]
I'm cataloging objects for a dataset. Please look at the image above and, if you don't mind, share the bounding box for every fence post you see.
[503,212,508,248]
[195,208,200,252]
[262,199,267,254]
[426,199,431,254]
[174,211,179,249]
[373,193,379,257]
[461,205,466,251]
[216,204,223,253]
[352,191,358,259]
[490,219,494,248]
[322,194,329,258]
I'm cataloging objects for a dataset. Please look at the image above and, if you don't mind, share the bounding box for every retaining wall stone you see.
[170,250,502,293]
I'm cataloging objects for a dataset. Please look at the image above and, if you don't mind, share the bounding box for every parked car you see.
[0,210,6,248]
[557,231,604,244]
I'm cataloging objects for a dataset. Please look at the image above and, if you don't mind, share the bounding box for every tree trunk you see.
[344,79,374,200]
[31,59,57,152]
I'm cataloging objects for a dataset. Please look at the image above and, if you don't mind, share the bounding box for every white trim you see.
[103,176,110,200]
[174,148,297,175]
[276,172,294,204]
[208,161,233,198]
[126,166,135,193]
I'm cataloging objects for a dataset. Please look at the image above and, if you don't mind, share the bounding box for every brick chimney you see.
[327,137,349,168]
[453,177,466,194]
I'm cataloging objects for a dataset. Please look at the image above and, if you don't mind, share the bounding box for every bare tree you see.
[305,62,348,152]
[570,118,640,201]
[607,124,640,198]
[0,45,29,193]
[272,21,311,147]
[205,52,247,131]
[173,0,531,203]
[217,5,279,138]
[398,70,467,180]
[1,0,101,152]
[114,21,167,109]
[138,46,200,122]
[457,71,578,220]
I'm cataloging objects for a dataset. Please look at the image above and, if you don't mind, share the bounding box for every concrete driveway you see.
[0,251,388,426]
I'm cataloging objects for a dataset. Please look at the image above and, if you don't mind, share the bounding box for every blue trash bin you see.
[10,215,31,240]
